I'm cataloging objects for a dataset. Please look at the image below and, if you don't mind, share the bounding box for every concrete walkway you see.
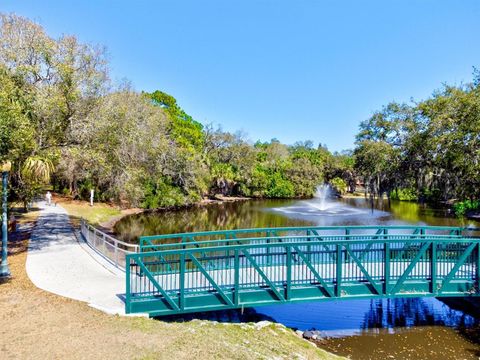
[26,201,129,315]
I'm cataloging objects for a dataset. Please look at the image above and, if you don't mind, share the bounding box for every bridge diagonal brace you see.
[142,253,172,272]
[358,229,384,262]
[390,241,431,294]
[358,243,374,262]
[142,254,174,273]
[293,246,335,297]
[309,229,324,241]
[345,245,382,295]
[372,228,384,239]
[229,233,242,245]
[438,243,476,294]
[310,230,336,261]
[155,253,173,272]
[241,249,285,301]
[410,228,420,238]
[189,254,234,306]
[140,237,155,250]
[391,230,422,260]
[186,236,217,269]
[136,259,180,311]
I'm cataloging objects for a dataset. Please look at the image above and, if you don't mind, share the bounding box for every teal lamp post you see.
[0,161,11,277]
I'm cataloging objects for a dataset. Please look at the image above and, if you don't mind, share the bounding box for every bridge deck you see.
[132,261,472,293]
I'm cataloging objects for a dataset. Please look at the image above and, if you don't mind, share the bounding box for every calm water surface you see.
[115,197,480,359]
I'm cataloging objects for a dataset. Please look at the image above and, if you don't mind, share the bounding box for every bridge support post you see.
[336,244,342,297]
[477,243,480,293]
[234,249,240,306]
[384,242,390,295]
[125,256,131,314]
[266,231,271,265]
[431,242,437,295]
[286,246,292,300]
[0,168,10,278]
[179,253,185,310]
[306,230,311,262]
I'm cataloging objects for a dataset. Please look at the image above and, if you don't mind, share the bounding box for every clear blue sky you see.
[3,1,480,151]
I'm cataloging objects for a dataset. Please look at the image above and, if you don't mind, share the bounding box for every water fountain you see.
[311,184,333,211]
[271,184,383,223]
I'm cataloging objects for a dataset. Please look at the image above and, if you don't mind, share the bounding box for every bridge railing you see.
[80,219,139,269]
[139,225,480,252]
[126,236,480,316]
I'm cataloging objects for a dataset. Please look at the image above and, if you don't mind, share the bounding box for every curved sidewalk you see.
[26,201,130,315]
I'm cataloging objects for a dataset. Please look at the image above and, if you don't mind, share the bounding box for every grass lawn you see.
[52,195,122,227]
[0,204,344,359]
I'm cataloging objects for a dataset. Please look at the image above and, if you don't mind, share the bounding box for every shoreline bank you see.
[54,194,252,233]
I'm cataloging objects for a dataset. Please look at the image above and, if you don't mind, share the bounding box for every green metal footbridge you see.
[125,225,480,317]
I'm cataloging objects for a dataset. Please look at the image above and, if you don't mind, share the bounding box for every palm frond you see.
[21,156,54,183]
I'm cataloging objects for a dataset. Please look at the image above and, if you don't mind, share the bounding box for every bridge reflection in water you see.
[362,297,479,330]
[125,225,480,317]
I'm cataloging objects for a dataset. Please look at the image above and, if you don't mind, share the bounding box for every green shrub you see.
[141,179,186,209]
[390,188,418,201]
[420,188,442,203]
[329,177,347,195]
[265,173,295,198]
[453,200,480,217]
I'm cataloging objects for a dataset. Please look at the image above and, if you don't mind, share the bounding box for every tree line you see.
[354,70,480,214]
[0,14,353,210]
[1,13,479,214]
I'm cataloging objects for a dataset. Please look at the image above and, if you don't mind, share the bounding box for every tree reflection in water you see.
[114,199,311,243]
[114,197,480,244]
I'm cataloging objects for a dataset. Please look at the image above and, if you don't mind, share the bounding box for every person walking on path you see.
[8,214,17,233]
[45,191,52,206]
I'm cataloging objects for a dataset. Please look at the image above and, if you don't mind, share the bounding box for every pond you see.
[114,194,480,359]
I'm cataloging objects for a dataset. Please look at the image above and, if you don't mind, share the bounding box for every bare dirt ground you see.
[0,210,342,360]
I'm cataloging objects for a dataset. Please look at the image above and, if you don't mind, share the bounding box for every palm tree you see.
[21,156,54,183]
[16,156,55,210]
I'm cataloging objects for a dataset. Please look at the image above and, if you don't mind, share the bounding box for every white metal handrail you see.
[80,218,138,270]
